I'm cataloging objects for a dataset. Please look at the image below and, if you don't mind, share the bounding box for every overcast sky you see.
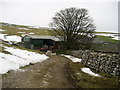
[0,0,119,33]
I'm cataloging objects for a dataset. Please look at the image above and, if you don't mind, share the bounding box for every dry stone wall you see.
[67,50,120,76]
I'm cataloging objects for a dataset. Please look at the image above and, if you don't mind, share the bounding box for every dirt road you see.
[2,55,74,88]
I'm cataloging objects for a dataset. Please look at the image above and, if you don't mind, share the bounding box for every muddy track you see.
[2,55,75,88]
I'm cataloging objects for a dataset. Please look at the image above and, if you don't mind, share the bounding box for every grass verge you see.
[96,35,119,44]
[53,50,67,55]
[68,62,119,88]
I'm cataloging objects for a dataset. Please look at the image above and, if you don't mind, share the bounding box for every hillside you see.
[0,22,119,44]
[0,22,119,88]
[0,22,119,53]
[0,22,51,74]
[0,22,51,37]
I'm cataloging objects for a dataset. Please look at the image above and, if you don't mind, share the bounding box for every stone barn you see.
[22,35,63,50]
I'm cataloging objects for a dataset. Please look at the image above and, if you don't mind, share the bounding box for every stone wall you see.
[67,50,120,76]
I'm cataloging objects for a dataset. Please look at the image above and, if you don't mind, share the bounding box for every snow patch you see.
[0,29,6,32]
[0,33,21,43]
[29,32,34,34]
[18,32,26,34]
[0,46,49,74]
[96,33,119,40]
[62,55,81,62]
[21,34,28,37]
[112,36,119,40]
[4,46,49,63]
[18,27,30,30]
[81,67,101,77]
[0,53,29,74]
[51,53,56,56]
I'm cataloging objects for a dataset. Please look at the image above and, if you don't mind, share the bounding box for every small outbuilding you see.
[22,35,63,50]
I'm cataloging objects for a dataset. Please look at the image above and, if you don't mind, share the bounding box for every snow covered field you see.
[0,33,21,43]
[0,45,49,74]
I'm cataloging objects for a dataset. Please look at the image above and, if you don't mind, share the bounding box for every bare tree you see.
[50,7,96,50]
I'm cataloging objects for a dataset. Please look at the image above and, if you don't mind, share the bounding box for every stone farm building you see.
[22,35,63,50]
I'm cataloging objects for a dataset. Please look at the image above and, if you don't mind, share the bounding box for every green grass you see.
[91,43,119,53]
[0,41,11,54]
[68,62,119,88]
[96,35,119,43]
[0,22,52,36]
[93,32,120,34]
[54,50,67,55]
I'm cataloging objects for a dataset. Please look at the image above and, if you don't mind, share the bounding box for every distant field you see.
[0,22,119,44]
[96,35,119,43]
[0,22,52,37]
[93,31,120,34]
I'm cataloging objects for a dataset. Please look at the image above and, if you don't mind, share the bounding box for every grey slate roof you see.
[26,35,61,41]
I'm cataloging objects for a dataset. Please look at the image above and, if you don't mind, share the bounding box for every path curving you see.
[2,55,74,88]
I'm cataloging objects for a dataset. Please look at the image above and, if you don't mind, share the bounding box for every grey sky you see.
[0,0,119,33]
